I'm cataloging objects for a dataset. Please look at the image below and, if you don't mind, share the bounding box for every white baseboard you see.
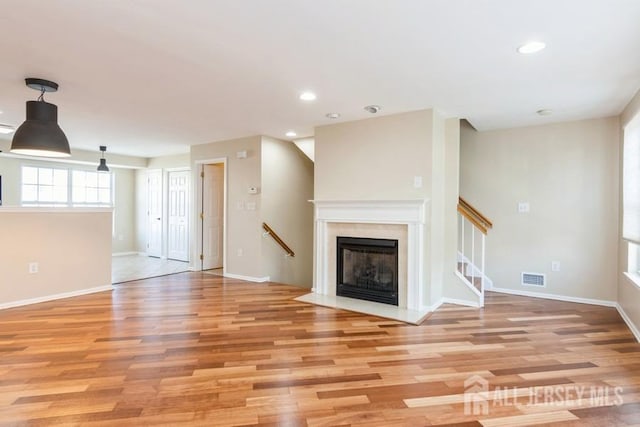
[0,285,114,310]
[112,251,138,257]
[223,273,270,283]
[489,286,617,307]
[616,303,640,343]
[441,297,481,308]
[427,299,444,313]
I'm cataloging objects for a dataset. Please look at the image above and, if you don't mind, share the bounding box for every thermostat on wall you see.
[236,150,247,159]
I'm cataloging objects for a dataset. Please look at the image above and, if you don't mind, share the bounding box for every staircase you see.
[456,197,493,307]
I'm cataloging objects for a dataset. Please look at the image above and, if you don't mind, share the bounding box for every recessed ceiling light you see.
[299,91,317,101]
[536,109,553,116]
[518,41,546,54]
[285,131,297,137]
[326,113,340,119]
[364,105,381,114]
[0,124,15,134]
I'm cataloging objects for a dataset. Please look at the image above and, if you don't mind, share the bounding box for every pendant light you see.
[10,78,71,158]
[97,146,109,172]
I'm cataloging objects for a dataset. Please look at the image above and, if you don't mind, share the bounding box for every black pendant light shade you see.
[97,146,109,172]
[10,78,71,158]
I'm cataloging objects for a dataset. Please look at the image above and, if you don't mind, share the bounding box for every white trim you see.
[441,297,482,308]
[0,285,113,310]
[427,298,444,312]
[223,273,270,283]
[489,286,617,307]
[0,207,113,213]
[455,270,481,297]
[457,251,494,289]
[311,199,428,312]
[310,199,427,224]
[194,157,228,274]
[112,251,138,257]
[624,272,640,290]
[616,303,640,343]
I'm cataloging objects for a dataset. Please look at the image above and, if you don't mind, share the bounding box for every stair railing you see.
[262,222,295,257]
[457,197,492,306]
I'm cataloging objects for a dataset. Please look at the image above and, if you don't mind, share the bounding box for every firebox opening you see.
[336,236,399,306]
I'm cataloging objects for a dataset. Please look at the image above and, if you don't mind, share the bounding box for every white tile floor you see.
[112,254,190,284]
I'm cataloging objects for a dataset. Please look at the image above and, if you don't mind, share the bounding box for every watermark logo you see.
[464,375,489,415]
[463,375,624,416]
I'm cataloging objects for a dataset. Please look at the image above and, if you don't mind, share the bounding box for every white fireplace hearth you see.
[296,199,431,324]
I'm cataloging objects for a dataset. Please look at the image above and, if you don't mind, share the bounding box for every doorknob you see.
[156,217,161,220]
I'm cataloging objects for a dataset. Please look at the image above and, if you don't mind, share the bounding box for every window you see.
[624,112,640,284]
[21,165,112,207]
[72,170,112,206]
[21,166,69,206]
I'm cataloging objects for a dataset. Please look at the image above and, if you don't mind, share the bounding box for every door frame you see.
[193,158,228,272]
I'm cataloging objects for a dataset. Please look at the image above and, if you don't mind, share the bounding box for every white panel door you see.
[202,164,224,270]
[147,169,163,258]
[167,170,190,262]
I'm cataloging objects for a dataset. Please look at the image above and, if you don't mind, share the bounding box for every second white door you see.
[167,170,190,262]
[202,164,224,270]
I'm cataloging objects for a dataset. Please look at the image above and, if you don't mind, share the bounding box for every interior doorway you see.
[200,162,225,271]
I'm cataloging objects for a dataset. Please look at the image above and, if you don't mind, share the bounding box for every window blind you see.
[623,113,640,244]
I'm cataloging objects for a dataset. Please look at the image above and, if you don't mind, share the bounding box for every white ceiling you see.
[1,0,639,158]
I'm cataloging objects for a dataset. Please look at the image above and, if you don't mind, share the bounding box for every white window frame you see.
[623,112,640,288]
[20,164,114,208]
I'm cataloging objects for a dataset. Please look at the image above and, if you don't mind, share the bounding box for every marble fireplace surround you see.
[296,200,430,324]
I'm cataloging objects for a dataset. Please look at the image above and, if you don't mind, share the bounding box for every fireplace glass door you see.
[336,236,398,305]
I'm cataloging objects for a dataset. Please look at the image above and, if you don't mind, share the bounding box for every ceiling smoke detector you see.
[364,105,381,114]
[326,112,340,119]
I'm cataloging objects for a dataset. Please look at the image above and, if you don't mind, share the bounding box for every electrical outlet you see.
[518,202,530,213]
[413,176,423,188]
[551,261,560,272]
[237,248,243,257]
[29,262,38,274]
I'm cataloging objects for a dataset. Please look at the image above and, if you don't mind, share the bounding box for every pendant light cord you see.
[37,87,46,102]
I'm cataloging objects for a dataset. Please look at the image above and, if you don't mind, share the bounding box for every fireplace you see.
[336,236,399,306]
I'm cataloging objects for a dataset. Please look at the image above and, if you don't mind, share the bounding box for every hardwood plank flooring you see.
[1,272,639,426]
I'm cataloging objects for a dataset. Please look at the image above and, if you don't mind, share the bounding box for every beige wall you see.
[443,119,478,302]
[314,109,472,307]
[619,87,640,335]
[112,168,136,253]
[315,110,433,201]
[0,154,139,254]
[191,136,263,278]
[261,137,314,287]
[147,153,190,169]
[460,117,620,302]
[0,209,112,307]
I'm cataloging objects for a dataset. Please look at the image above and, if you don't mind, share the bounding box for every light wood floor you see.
[1,273,639,426]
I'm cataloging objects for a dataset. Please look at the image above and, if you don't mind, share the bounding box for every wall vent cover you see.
[522,272,546,287]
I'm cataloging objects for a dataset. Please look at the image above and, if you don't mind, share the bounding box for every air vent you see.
[522,272,546,287]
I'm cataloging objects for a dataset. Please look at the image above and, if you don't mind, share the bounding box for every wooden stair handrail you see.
[459,197,493,228]
[457,197,493,235]
[262,223,295,257]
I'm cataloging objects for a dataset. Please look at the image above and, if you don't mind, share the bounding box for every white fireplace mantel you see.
[311,199,427,224]
[299,199,430,324]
